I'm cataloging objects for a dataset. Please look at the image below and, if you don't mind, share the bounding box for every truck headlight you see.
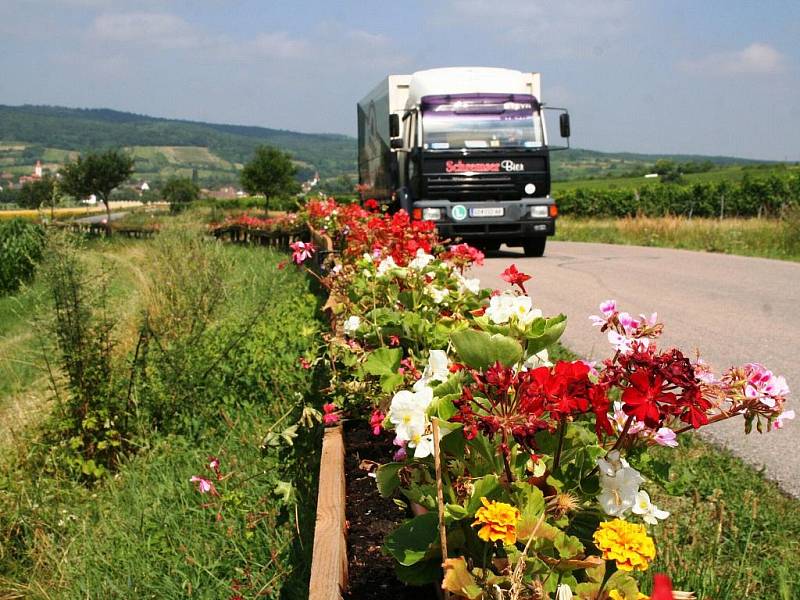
[422,208,442,221]
[530,206,548,218]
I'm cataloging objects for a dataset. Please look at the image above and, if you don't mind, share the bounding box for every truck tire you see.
[523,238,546,257]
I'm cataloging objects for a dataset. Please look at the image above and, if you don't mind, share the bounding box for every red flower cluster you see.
[604,345,710,429]
[212,213,299,232]
[440,243,485,271]
[364,198,380,212]
[451,360,610,454]
[345,210,437,266]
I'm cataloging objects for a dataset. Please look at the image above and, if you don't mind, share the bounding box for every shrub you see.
[0,218,45,295]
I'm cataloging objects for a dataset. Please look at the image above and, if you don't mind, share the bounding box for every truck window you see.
[421,93,543,150]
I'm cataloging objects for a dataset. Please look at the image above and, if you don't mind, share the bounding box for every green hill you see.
[0,105,354,183]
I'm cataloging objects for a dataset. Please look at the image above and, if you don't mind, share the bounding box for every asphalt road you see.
[73,211,128,224]
[471,241,800,497]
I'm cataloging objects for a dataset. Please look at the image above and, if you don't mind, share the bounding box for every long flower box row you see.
[295,199,792,600]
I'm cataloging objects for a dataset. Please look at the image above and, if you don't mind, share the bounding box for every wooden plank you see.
[308,424,348,600]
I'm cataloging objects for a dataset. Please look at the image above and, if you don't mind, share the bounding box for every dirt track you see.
[472,241,800,497]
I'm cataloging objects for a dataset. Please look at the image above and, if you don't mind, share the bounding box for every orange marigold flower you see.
[593,519,656,572]
[472,498,520,545]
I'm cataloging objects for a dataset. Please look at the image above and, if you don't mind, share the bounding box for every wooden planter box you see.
[308,425,348,600]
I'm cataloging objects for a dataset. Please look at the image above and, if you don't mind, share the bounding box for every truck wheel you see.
[523,238,546,257]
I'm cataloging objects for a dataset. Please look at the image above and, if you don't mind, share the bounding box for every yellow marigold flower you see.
[593,519,656,572]
[609,591,649,600]
[472,497,520,545]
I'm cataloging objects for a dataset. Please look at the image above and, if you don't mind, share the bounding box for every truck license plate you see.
[469,207,504,217]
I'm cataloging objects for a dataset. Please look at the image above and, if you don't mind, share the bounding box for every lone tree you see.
[162,176,200,213]
[60,149,134,229]
[240,145,298,214]
[18,174,57,211]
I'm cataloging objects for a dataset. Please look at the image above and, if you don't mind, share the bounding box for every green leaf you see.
[524,314,568,354]
[451,329,522,370]
[395,558,442,586]
[444,503,469,523]
[376,462,404,498]
[363,347,402,377]
[466,474,501,516]
[274,480,295,504]
[383,511,439,566]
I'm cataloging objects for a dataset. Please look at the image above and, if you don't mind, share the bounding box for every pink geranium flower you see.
[370,409,386,436]
[289,240,316,265]
[190,475,219,496]
[322,403,340,426]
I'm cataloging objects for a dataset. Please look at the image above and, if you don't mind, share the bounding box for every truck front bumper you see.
[412,198,556,241]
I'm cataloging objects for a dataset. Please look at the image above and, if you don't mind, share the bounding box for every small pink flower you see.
[599,299,617,316]
[618,312,639,334]
[652,427,678,447]
[322,403,340,426]
[393,437,407,461]
[190,475,219,496]
[608,331,634,355]
[208,456,220,472]
[389,335,400,347]
[289,241,316,265]
[370,409,386,436]
[772,409,795,430]
[298,357,312,369]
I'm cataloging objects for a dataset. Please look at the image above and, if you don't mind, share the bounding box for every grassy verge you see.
[549,343,799,599]
[1,229,323,598]
[554,215,800,261]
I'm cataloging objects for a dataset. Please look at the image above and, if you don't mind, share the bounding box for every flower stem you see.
[552,417,567,473]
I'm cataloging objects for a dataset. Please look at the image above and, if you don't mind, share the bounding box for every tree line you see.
[556,173,800,219]
[2,145,298,222]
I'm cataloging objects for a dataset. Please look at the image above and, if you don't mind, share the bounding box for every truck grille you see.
[425,174,517,198]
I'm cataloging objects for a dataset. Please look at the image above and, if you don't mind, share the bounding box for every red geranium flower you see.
[501,264,532,294]
[621,370,676,428]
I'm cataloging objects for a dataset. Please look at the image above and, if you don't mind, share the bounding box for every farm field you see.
[552,163,800,192]
[553,215,800,261]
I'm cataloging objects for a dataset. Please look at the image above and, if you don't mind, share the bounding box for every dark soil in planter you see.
[343,420,438,600]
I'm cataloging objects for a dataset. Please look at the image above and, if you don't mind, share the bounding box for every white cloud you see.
[91,12,200,49]
[678,43,787,76]
[437,0,635,58]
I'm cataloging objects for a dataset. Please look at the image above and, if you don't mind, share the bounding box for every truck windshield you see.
[421,93,543,150]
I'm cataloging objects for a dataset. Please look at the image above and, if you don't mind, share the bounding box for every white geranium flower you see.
[454,272,481,295]
[555,584,573,600]
[486,293,516,324]
[377,256,398,276]
[428,286,449,304]
[632,490,670,525]
[343,316,361,336]
[408,248,435,270]
[597,450,644,517]
[518,305,543,327]
[414,350,450,391]
[410,429,444,459]
[389,390,427,442]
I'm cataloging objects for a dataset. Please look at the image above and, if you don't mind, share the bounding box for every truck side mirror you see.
[559,113,571,138]
[389,114,400,138]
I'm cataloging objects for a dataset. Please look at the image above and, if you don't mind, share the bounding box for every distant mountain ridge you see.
[0,104,770,184]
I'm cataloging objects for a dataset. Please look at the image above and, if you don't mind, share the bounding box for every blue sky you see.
[1,0,798,160]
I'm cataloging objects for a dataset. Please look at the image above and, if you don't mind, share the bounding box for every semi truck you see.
[357,67,571,256]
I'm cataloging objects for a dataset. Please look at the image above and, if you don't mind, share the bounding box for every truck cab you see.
[358,67,570,256]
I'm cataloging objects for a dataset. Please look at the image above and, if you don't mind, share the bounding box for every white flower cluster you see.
[388,350,450,458]
[485,292,542,326]
[597,450,669,525]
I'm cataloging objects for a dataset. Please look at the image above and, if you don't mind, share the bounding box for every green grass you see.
[549,343,800,599]
[554,215,800,261]
[1,223,324,598]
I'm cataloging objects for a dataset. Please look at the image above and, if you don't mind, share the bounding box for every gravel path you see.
[471,241,800,497]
